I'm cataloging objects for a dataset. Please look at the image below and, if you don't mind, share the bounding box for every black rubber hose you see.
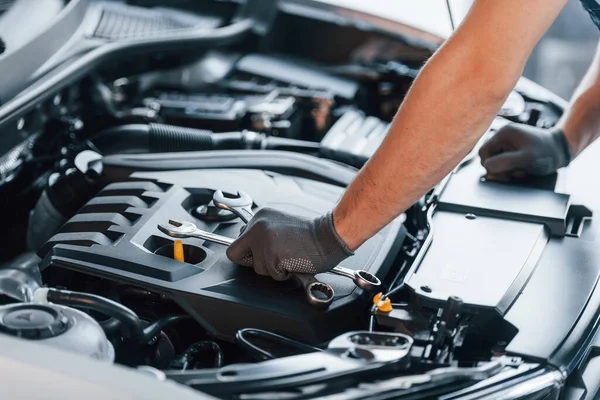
[142,314,190,343]
[92,123,320,155]
[99,317,122,336]
[46,288,190,343]
[148,124,245,152]
[92,124,245,154]
[91,124,155,154]
[47,288,144,341]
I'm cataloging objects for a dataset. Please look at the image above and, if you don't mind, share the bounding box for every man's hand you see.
[478,123,572,178]
[226,208,353,281]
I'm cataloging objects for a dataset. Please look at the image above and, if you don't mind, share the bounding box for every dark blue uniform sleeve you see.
[580,0,600,29]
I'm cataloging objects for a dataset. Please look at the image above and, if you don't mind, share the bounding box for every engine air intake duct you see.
[92,123,319,155]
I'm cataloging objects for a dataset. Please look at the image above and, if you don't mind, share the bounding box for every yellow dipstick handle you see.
[174,240,185,262]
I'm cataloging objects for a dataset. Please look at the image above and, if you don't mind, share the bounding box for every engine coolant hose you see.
[92,123,320,155]
[34,288,189,343]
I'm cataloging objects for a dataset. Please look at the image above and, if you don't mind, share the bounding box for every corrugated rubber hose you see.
[92,123,320,155]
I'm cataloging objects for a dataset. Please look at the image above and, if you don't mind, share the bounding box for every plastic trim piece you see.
[0,0,88,103]
[0,0,266,127]
[103,150,357,187]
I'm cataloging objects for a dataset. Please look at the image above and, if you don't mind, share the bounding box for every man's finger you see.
[479,127,515,161]
[479,135,505,162]
[226,234,253,267]
[269,259,291,281]
[250,249,270,277]
[482,151,529,174]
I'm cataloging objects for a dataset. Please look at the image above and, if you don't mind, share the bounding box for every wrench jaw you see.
[328,266,382,292]
[157,219,197,238]
[305,282,334,309]
[213,190,255,224]
[294,274,334,309]
[354,270,382,292]
[213,190,253,208]
[157,224,187,238]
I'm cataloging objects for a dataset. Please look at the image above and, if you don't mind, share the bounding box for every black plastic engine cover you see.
[38,168,405,344]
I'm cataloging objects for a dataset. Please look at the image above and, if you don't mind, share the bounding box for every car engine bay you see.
[0,0,594,399]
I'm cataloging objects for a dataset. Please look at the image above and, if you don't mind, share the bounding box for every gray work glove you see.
[478,123,572,178]
[226,207,354,281]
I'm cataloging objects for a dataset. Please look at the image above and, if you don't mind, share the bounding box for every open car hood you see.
[0,1,598,399]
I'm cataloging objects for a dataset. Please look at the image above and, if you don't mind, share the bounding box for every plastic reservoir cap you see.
[0,304,70,339]
[373,292,392,313]
[174,240,185,262]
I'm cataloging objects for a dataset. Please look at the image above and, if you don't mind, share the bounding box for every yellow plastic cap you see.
[373,292,392,313]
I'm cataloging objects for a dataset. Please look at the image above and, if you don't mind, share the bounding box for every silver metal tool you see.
[157,219,335,308]
[213,190,255,224]
[329,266,382,292]
[213,191,380,292]
[158,219,235,246]
[291,273,334,308]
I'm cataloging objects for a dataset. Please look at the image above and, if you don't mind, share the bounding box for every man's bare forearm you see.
[333,46,512,250]
[558,41,600,157]
[331,0,567,250]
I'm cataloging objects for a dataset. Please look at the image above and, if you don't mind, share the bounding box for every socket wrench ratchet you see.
[213,190,254,224]
[157,219,334,308]
[213,193,382,293]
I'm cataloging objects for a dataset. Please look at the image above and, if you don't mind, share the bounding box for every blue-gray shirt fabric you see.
[580,0,600,29]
